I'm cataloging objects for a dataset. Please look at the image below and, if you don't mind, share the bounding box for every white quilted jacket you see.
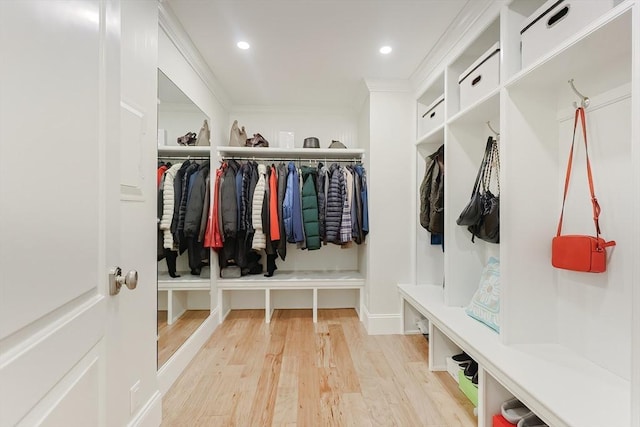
[160,163,182,249]
[251,164,267,250]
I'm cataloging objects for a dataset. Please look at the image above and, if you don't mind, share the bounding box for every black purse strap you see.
[482,139,500,195]
[470,137,495,197]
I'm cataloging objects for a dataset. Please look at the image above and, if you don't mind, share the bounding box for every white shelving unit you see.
[405,0,637,425]
[218,270,364,323]
[215,144,367,323]
[216,146,365,159]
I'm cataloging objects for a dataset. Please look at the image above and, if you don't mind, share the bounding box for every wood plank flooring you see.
[158,310,209,368]
[161,309,476,427]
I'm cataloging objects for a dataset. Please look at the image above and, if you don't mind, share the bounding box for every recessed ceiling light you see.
[237,41,250,50]
[379,46,392,54]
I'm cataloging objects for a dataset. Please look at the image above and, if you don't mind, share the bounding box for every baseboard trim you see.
[157,306,220,395]
[128,390,162,427]
[362,305,402,335]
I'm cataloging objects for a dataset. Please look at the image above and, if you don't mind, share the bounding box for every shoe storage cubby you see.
[404,1,638,426]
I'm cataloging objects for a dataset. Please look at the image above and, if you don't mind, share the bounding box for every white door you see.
[0,1,159,426]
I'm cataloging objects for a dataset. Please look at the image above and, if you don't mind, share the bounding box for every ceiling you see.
[165,0,472,109]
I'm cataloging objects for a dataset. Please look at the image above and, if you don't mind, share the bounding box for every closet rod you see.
[158,156,210,161]
[219,156,362,163]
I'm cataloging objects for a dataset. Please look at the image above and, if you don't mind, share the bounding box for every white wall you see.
[365,83,414,332]
[229,108,358,149]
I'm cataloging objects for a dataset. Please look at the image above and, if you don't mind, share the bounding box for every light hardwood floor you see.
[158,310,209,368]
[161,309,476,426]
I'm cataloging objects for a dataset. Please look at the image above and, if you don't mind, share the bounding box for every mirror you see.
[156,69,210,369]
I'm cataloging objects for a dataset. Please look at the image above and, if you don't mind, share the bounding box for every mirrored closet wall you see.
[156,70,211,368]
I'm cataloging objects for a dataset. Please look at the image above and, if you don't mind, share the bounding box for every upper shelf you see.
[505,4,632,94]
[216,146,365,160]
[158,145,211,157]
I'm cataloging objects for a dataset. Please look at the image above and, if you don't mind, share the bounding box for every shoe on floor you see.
[517,413,548,427]
[501,398,531,424]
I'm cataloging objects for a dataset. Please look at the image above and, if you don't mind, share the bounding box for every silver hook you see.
[486,121,500,139]
[568,78,590,109]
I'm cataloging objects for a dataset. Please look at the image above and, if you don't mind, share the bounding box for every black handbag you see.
[458,137,500,243]
[468,139,500,243]
[457,137,493,226]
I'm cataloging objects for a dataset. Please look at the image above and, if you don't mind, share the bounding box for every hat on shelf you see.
[328,140,346,149]
[303,137,320,148]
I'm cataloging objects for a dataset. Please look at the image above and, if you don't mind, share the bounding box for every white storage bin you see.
[458,42,500,112]
[419,95,445,137]
[521,0,617,69]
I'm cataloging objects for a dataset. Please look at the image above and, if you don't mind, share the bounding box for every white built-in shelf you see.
[447,88,500,128]
[216,146,365,160]
[218,270,364,290]
[416,125,445,148]
[158,145,211,157]
[157,272,210,290]
[398,284,630,427]
[505,3,632,94]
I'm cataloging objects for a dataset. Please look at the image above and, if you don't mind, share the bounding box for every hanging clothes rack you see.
[158,155,210,161]
[219,156,362,164]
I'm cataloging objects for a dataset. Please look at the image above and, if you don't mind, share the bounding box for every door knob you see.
[109,267,138,295]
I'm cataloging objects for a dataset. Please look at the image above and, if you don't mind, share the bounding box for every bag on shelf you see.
[196,119,210,146]
[229,120,247,147]
[177,131,197,146]
[457,136,500,243]
[245,133,269,148]
[551,107,615,273]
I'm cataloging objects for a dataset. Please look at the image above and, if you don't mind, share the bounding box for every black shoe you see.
[452,352,472,364]
[464,361,478,378]
[471,371,478,385]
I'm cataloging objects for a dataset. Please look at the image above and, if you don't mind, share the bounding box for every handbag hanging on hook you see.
[551,107,615,273]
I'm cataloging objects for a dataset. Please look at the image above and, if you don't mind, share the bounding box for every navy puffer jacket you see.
[325,164,344,243]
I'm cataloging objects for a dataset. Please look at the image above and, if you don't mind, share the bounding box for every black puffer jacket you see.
[184,161,210,238]
[220,160,240,238]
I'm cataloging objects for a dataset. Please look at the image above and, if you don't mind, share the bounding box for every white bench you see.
[158,272,210,325]
[218,270,364,323]
[398,283,629,427]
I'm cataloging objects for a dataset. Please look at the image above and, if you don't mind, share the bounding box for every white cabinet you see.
[407,0,638,425]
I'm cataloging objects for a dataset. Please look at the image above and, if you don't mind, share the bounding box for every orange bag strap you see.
[556,108,600,238]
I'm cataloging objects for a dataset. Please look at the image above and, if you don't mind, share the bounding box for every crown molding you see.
[410,0,502,97]
[158,2,232,111]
